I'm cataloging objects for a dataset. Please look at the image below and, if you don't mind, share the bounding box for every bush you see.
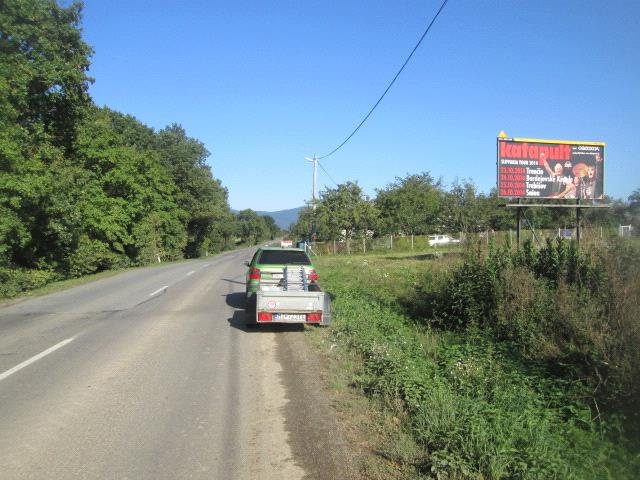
[66,236,128,277]
[410,238,640,434]
[316,246,640,479]
[0,267,61,297]
[435,256,496,330]
[324,271,639,478]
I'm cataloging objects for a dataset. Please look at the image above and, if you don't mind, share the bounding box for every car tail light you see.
[307,269,319,281]
[307,312,322,323]
[258,312,272,322]
[249,268,261,280]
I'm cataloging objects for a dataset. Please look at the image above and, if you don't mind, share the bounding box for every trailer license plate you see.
[273,313,306,321]
[271,273,283,279]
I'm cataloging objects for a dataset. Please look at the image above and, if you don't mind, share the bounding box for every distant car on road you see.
[428,234,460,247]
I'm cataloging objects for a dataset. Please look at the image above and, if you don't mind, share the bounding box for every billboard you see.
[497,136,605,199]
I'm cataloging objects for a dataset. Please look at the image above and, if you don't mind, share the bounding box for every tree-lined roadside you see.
[0,1,277,297]
[290,175,640,243]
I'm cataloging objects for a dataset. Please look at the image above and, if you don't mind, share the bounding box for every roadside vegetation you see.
[290,175,640,248]
[311,239,640,479]
[0,1,278,298]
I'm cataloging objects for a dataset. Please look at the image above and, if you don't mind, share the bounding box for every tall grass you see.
[407,239,640,422]
[315,238,640,479]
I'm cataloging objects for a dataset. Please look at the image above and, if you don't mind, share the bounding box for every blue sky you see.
[81,0,640,211]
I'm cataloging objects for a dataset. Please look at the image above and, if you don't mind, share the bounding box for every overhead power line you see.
[317,0,450,160]
[317,160,339,186]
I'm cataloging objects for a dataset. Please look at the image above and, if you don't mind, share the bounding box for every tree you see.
[261,215,279,240]
[443,179,479,232]
[0,0,93,269]
[0,0,93,155]
[375,173,443,236]
[235,209,268,245]
[156,124,232,257]
[0,1,237,293]
[317,182,378,241]
[476,188,513,232]
[73,106,188,269]
[289,204,323,240]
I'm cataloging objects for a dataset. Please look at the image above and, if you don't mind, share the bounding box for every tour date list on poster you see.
[497,136,605,200]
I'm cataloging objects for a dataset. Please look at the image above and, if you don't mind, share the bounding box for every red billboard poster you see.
[497,136,605,199]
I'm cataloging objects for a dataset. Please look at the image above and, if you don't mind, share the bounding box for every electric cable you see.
[317,160,339,186]
[317,0,450,160]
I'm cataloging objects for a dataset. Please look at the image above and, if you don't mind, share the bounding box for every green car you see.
[245,247,318,297]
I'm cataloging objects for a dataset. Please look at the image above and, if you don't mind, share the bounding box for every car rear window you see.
[258,250,311,265]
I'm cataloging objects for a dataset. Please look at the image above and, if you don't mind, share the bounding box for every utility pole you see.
[304,155,318,210]
[304,155,319,244]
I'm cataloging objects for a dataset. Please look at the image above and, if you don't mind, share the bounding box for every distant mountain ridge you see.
[256,207,303,229]
[231,206,303,230]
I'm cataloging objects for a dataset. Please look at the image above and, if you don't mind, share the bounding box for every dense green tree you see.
[0,0,93,155]
[261,215,279,240]
[235,209,269,245]
[375,173,442,235]
[479,189,514,231]
[442,179,478,232]
[72,107,189,269]
[194,178,236,255]
[156,124,232,257]
[0,0,93,270]
[0,1,236,295]
[316,182,378,241]
[289,204,321,240]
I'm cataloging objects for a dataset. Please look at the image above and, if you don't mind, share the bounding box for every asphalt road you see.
[0,248,352,479]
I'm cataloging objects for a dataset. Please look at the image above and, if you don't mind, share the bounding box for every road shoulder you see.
[276,328,364,480]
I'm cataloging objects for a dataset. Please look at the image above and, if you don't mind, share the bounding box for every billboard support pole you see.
[516,198,521,250]
[576,199,581,247]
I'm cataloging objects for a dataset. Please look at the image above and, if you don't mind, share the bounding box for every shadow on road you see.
[221,278,245,286]
[227,309,304,333]
[225,292,246,309]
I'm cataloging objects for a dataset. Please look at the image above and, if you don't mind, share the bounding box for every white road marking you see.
[149,286,168,297]
[186,270,196,276]
[0,337,75,382]
[202,263,210,268]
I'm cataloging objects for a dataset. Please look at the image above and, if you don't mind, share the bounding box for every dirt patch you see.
[278,327,429,480]
[276,328,364,480]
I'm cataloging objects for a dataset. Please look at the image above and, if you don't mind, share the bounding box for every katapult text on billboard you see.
[499,142,571,161]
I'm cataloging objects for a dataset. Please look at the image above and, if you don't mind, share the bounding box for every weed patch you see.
[315,246,640,479]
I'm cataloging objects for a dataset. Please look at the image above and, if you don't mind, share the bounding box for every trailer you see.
[245,260,332,327]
